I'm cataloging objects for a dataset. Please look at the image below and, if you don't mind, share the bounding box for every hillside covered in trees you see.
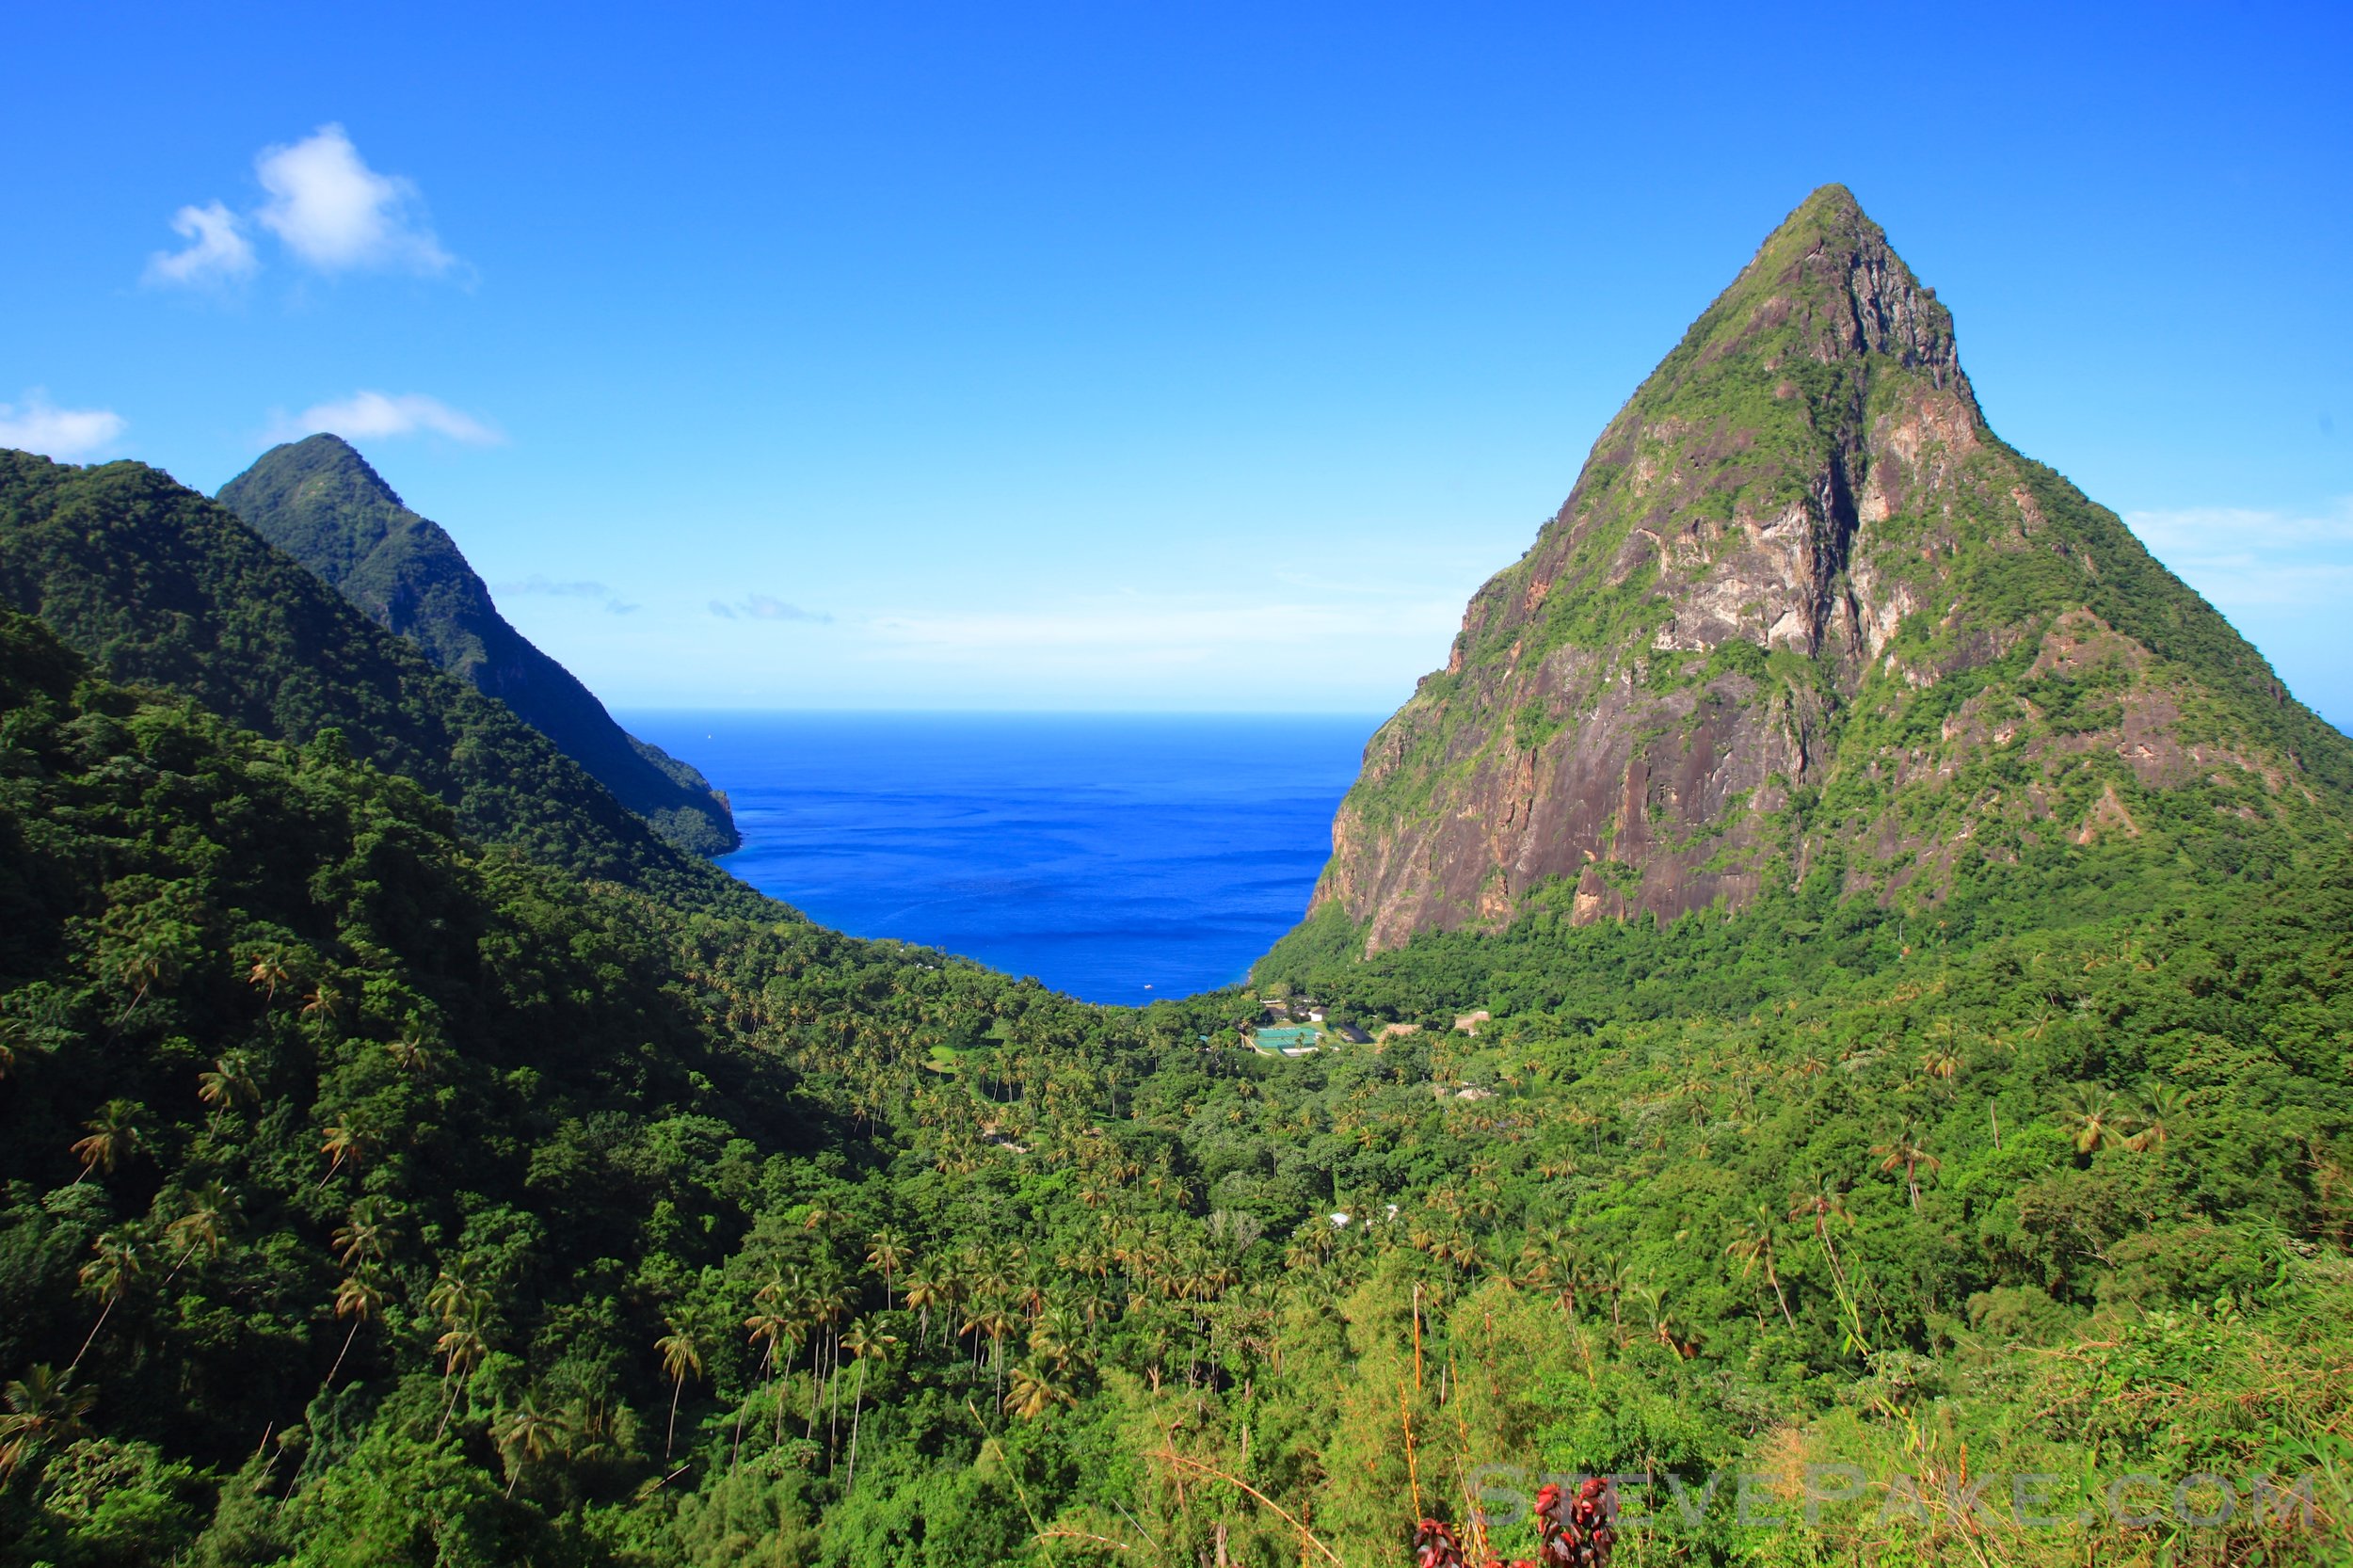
[0,599,2347,1566]
[216,435,741,859]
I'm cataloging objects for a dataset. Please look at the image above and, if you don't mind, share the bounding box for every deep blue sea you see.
[617,712,1382,1004]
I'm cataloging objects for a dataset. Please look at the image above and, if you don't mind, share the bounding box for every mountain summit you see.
[1306,185,2352,952]
[218,435,740,856]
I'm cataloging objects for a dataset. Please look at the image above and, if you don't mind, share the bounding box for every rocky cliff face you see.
[219,436,741,857]
[1311,186,2353,952]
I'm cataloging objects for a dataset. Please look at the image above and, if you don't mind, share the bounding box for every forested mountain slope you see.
[0,450,754,912]
[2,603,2347,1565]
[218,435,740,857]
[1304,185,2353,954]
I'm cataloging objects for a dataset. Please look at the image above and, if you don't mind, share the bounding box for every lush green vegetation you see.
[216,437,740,858]
[0,452,750,908]
[2,606,2347,1566]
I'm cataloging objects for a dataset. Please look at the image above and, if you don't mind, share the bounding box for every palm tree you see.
[1871,1123,1943,1209]
[963,1301,1018,1403]
[493,1398,570,1497]
[1004,1361,1074,1420]
[864,1230,911,1307]
[2129,1080,2188,1155]
[1723,1209,1796,1328]
[1786,1180,1868,1354]
[433,1325,487,1438]
[197,1053,260,1111]
[332,1203,393,1269]
[0,1366,95,1480]
[162,1184,233,1283]
[70,1100,144,1183]
[318,1124,366,1185]
[838,1317,899,1487]
[247,952,292,1000]
[384,1035,440,1077]
[902,1271,943,1345]
[327,1272,384,1385]
[655,1322,704,1459]
[70,1232,141,1372]
[2058,1085,2123,1155]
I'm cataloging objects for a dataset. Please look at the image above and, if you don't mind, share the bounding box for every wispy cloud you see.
[144,201,258,288]
[2125,502,2353,608]
[0,390,128,460]
[495,575,638,616]
[267,391,503,446]
[711,594,832,624]
[256,124,455,275]
[864,590,1459,663]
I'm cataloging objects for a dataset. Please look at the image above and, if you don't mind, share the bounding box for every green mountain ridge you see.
[217,435,740,858]
[1300,184,2353,955]
[0,450,759,914]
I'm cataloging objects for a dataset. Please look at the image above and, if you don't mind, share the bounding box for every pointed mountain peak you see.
[1288,188,2353,954]
[234,432,408,513]
[1624,184,1974,427]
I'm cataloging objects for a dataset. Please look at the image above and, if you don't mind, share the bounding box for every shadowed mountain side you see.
[0,449,763,914]
[1300,184,2353,954]
[216,434,739,856]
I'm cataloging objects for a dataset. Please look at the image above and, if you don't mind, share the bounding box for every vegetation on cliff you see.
[217,435,740,858]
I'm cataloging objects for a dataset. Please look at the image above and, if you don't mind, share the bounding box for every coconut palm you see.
[327,1272,384,1385]
[2057,1085,2124,1155]
[162,1183,234,1283]
[70,1232,141,1371]
[654,1322,704,1459]
[384,1035,440,1077]
[963,1301,1019,1402]
[318,1124,366,1185]
[864,1229,911,1307]
[197,1052,260,1111]
[838,1316,899,1487]
[0,1366,95,1480]
[70,1100,144,1183]
[493,1398,570,1497]
[1871,1122,1943,1209]
[1724,1209,1797,1328]
[902,1270,943,1345]
[433,1325,487,1438]
[1004,1360,1075,1420]
[247,952,292,1000]
[332,1202,394,1269]
[2129,1080,2188,1155]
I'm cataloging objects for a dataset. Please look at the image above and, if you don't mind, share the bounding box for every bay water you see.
[617,712,1381,1004]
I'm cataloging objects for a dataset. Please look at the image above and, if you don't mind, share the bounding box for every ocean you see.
[616,712,1383,1004]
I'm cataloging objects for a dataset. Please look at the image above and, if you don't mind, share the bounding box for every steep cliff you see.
[217,435,740,856]
[1311,185,2353,952]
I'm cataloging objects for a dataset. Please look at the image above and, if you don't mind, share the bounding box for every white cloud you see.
[255,124,454,275]
[2125,502,2353,609]
[144,201,258,287]
[0,390,127,460]
[269,391,502,446]
[711,594,831,623]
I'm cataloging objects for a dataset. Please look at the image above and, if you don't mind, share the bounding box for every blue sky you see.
[4,1,2347,722]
